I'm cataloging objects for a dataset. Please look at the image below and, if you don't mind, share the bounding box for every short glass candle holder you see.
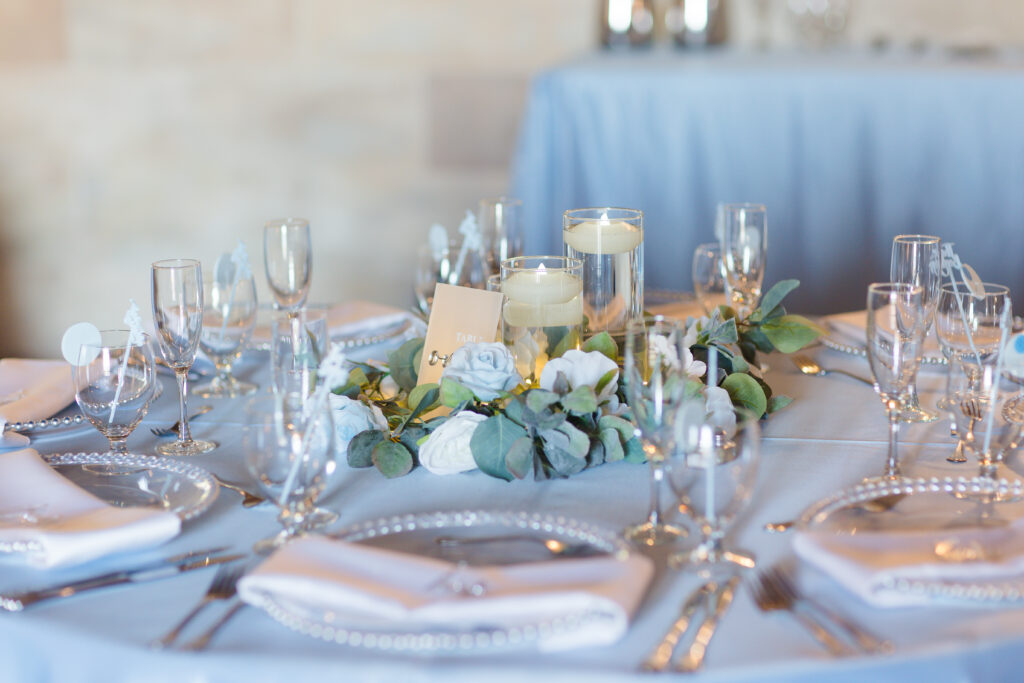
[500,256,584,385]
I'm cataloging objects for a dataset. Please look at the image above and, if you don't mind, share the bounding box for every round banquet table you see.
[3,330,1024,682]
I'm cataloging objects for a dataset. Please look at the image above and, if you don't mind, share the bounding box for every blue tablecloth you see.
[6,325,1024,681]
[512,50,1024,314]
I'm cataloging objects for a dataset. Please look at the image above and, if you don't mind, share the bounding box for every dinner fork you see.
[791,354,873,386]
[949,399,982,463]
[752,569,851,656]
[150,563,243,649]
[150,405,214,437]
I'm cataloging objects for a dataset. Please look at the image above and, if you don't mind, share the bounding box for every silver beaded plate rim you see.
[8,381,164,435]
[251,509,631,652]
[40,451,219,522]
[797,475,1024,604]
[820,335,948,366]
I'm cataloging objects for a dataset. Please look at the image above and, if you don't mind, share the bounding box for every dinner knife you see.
[0,546,242,611]
[677,575,742,673]
[641,580,716,672]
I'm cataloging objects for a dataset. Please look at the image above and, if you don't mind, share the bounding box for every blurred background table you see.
[512,49,1024,314]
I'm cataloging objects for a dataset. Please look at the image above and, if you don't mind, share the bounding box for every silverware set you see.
[642,575,742,673]
[151,563,246,651]
[752,567,890,656]
[791,354,874,386]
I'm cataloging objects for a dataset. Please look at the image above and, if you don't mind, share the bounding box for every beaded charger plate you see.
[797,476,1024,604]
[250,509,632,652]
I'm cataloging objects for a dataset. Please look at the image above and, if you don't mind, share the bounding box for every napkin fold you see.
[253,301,424,345]
[0,449,181,568]
[794,519,1024,607]
[825,310,941,358]
[0,359,76,425]
[238,535,654,651]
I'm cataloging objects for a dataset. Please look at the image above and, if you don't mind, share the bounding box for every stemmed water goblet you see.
[865,283,927,479]
[692,242,727,316]
[935,282,1012,394]
[667,404,760,574]
[264,218,312,319]
[622,316,690,546]
[718,203,767,318]
[74,330,157,455]
[193,276,259,398]
[151,259,217,456]
[889,234,941,423]
[243,392,335,553]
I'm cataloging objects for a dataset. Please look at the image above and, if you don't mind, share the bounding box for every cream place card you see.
[417,283,503,386]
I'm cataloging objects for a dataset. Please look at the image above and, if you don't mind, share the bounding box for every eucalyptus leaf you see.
[372,440,414,478]
[503,397,527,427]
[552,371,570,395]
[387,338,424,391]
[722,372,768,417]
[469,414,527,482]
[600,428,625,462]
[756,279,800,321]
[347,367,370,389]
[768,395,794,413]
[440,377,475,408]
[407,383,440,416]
[543,445,588,477]
[525,389,560,413]
[742,327,775,353]
[551,328,582,359]
[398,424,429,455]
[504,436,535,479]
[587,439,606,466]
[332,382,361,399]
[555,421,590,458]
[595,368,618,396]
[623,437,646,464]
[761,314,824,353]
[582,332,618,361]
[598,414,635,442]
[347,430,385,468]
[562,385,598,415]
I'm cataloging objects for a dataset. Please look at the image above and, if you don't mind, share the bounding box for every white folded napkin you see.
[253,301,424,345]
[0,449,181,569]
[0,359,76,425]
[238,535,654,651]
[825,310,941,358]
[793,520,1024,607]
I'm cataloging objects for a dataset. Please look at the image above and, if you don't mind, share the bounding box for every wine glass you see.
[264,218,312,317]
[243,392,335,552]
[692,242,727,316]
[151,259,217,456]
[477,196,523,275]
[718,203,767,317]
[193,275,258,398]
[889,234,941,423]
[865,282,926,479]
[74,330,156,454]
[935,282,1012,394]
[667,405,760,574]
[270,308,329,396]
[622,316,690,546]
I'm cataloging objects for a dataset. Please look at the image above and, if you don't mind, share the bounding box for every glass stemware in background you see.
[151,259,217,456]
[935,282,1012,394]
[623,316,690,546]
[865,283,926,479]
[889,234,941,423]
[718,203,767,318]
[264,218,312,318]
[74,330,156,455]
[270,308,328,396]
[244,392,335,552]
[668,405,760,574]
[414,240,490,316]
[692,242,727,316]
[194,276,258,398]
[477,197,522,276]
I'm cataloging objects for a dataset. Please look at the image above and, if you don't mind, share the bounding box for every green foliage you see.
[722,372,768,418]
[582,332,618,361]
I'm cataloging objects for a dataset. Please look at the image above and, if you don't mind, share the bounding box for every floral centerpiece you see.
[335,280,822,481]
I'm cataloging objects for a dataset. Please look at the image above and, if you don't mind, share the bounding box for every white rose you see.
[539,349,619,401]
[441,342,521,401]
[418,411,486,475]
[328,394,388,458]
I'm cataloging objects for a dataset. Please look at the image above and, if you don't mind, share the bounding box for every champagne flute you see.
[718,203,767,318]
[865,283,926,479]
[692,242,727,315]
[194,275,259,398]
[244,392,335,553]
[74,330,157,455]
[668,405,760,573]
[151,259,216,456]
[477,196,523,275]
[889,234,941,423]
[623,316,690,546]
[264,218,312,317]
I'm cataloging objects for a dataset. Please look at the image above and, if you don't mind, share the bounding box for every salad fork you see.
[753,569,851,656]
[151,563,243,649]
[150,405,214,438]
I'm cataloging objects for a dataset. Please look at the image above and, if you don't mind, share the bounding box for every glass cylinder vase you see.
[563,207,644,342]
[500,256,584,385]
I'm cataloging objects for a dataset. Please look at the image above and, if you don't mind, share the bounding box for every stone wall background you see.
[0,0,1021,354]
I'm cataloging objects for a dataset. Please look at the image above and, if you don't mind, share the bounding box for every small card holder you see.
[417,283,503,386]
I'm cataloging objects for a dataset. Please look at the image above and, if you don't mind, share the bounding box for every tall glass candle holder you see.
[563,208,644,341]
[500,256,584,385]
